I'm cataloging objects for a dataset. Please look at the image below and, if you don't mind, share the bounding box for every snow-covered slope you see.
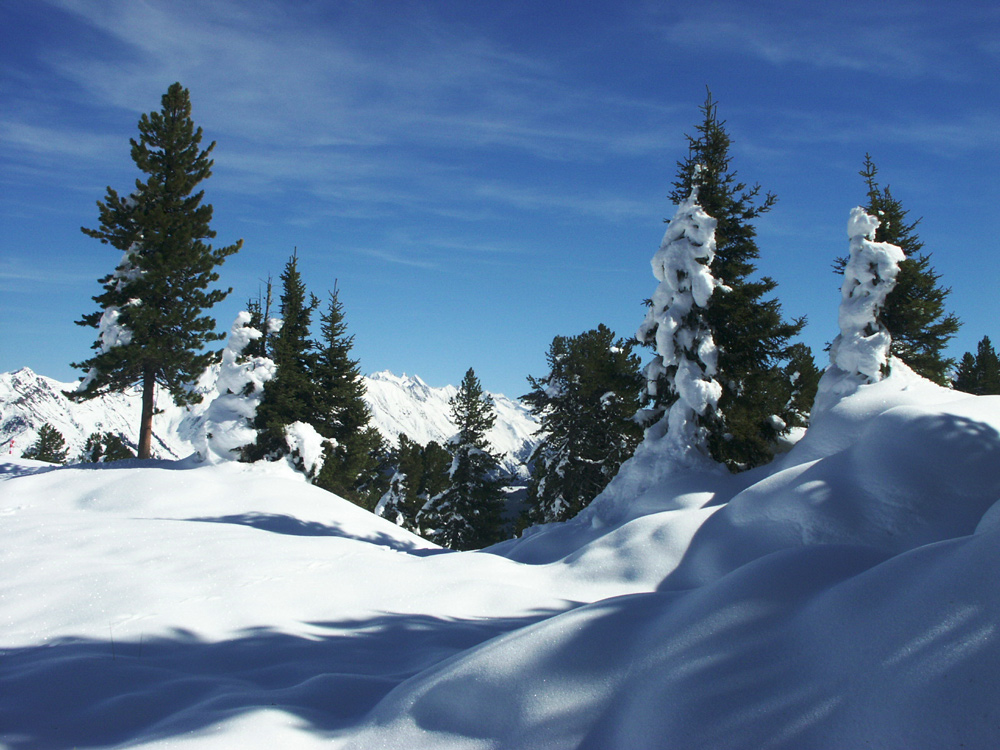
[3,363,999,749]
[0,368,539,473]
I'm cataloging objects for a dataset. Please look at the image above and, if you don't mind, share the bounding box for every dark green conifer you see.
[953,336,1000,395]
[380,434,429,530]
[420,368,506,550]
[663,92,805,470]
[81,432,135,463]
[246,251,318,462]
[22,424,69,464]
[781,343,821,429]
[244,277,274,362]
[522,325,642,525]
[69,83,240,458]
[312,287,387,507]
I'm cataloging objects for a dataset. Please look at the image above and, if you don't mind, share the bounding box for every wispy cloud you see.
[343,246,438,270]
[642,1,988,80]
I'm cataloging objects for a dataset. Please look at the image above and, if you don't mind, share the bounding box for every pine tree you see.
[419,368,506,550]
[312,286,386,508]
[378,434,428,530]
[81,432,135,463]
[781,343,821,428]
[655,92,805,470]
[244,276,275,361]
[246,251,318,462]
[836,155,960,384]
[22,424,70,464]
[953,336,1000,395]
[68,83,241,458]
[522,325,643,525]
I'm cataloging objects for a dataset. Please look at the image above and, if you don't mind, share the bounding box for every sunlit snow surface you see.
[3,362,1000,748]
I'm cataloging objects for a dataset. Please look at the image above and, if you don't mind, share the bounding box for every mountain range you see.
[0,367,540,475]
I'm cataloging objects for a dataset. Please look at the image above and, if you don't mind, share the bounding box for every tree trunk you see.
[138,366,156,459]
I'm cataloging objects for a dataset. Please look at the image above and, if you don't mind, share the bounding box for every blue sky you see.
[2,0,998,397]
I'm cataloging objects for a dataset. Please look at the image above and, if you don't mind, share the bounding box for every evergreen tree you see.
[419,368,506,550]
[522,325,643,525]
[312,286,386,508]
[953,336,1000,395]
[654,92,805,470]
[246,251,318,462]
[379,434,428,531]
[81,432,135,463]
[419,440,452,500]
[69,83,241,458]
[836,155,960,384]
[22,424,69,464]
[244,276,275,361]
[781,343,821,428]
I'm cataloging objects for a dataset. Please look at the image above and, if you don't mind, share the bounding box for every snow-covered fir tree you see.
[419,369,506,550]
[650,93,805,471]
[846,155,961,384]
[522,325,642,525]
[829,207,905,383]
[637,182,725,464]
[69,83,241,459]
[194,311,277,464]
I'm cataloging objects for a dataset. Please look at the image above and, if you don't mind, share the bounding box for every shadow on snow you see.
[0,609,565,750]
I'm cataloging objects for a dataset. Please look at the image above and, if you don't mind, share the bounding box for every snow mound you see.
[4,363,1000,749]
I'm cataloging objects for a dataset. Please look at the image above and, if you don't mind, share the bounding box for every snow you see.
[284,420,330,478]
[829,207,905,384]
[192,312,276,464]
[4,360,1000,748]
[636,186,724,463]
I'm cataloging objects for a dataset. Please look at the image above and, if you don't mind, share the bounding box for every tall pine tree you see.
[522,325,642,525]
[837,155,960,384]
[419,368,506,550]
[69,83,241,458]
[653,92,805,470]
[312,286,387,508]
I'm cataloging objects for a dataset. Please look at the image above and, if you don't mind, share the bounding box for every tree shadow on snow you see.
[180,512,449,556]
[0,608,566,750]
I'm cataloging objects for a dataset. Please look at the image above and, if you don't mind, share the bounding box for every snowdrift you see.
[3,363,999,749]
